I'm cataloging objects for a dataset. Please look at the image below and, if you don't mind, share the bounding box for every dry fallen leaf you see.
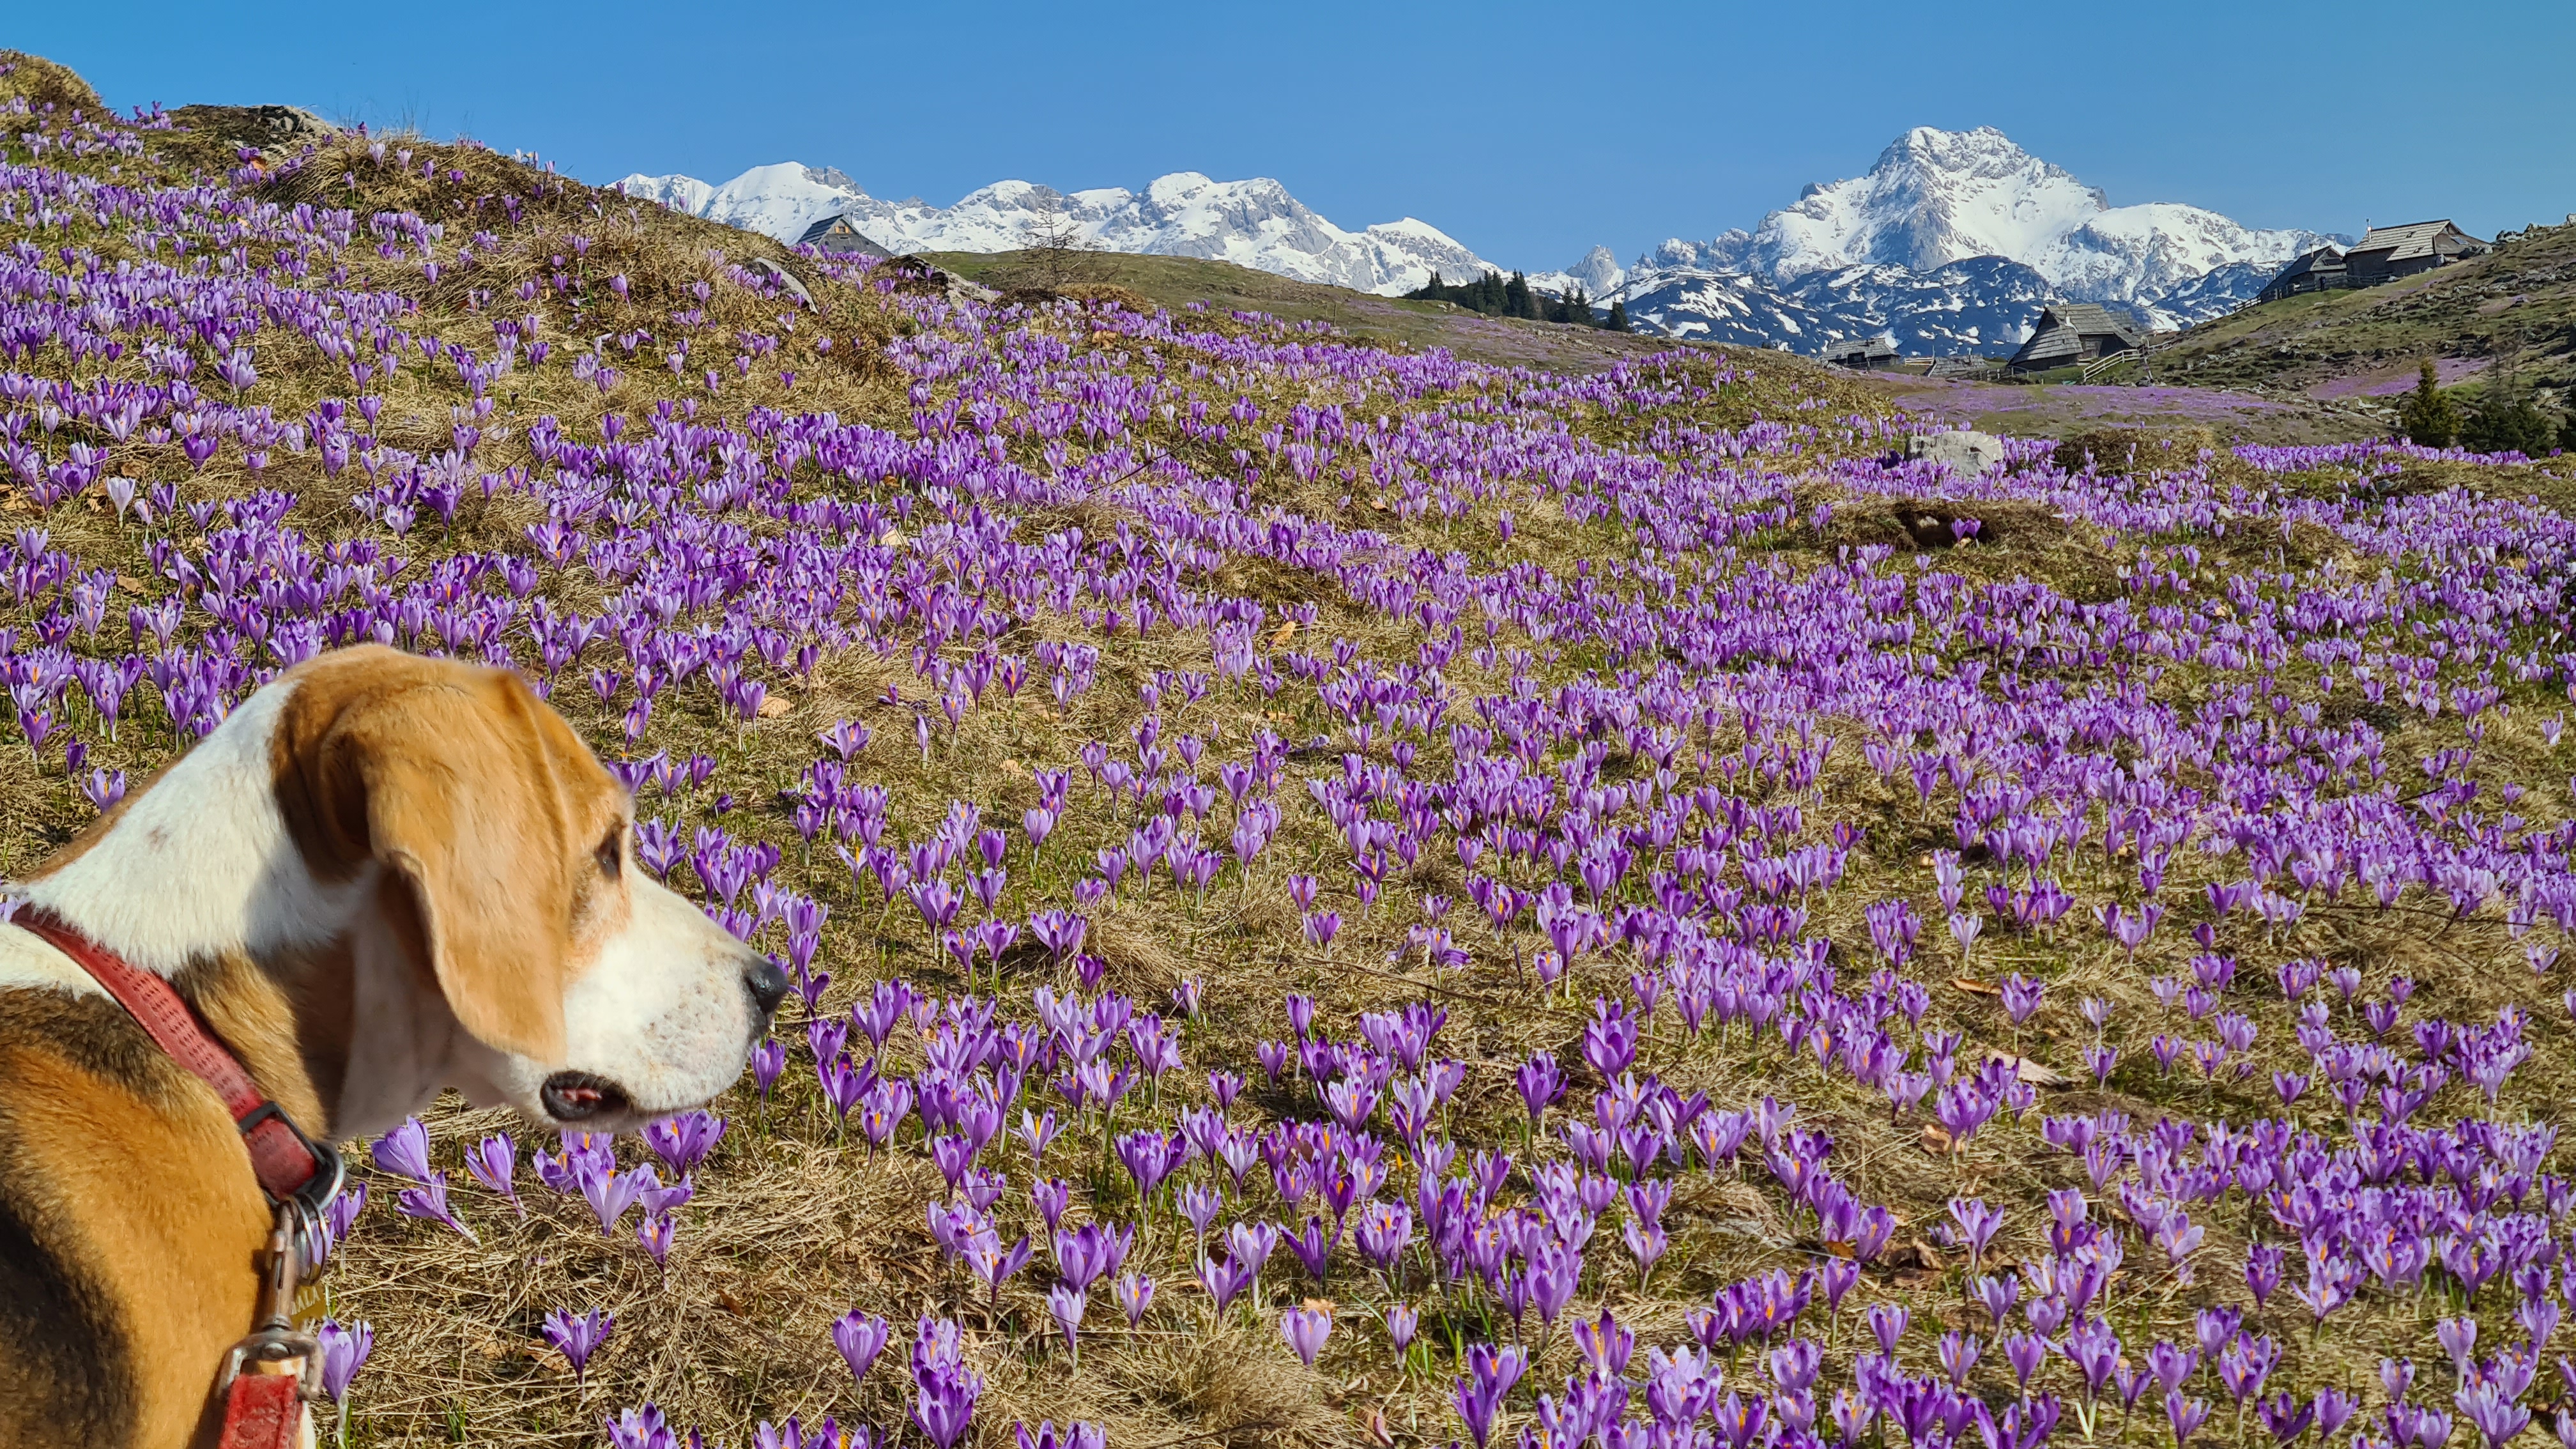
[1921,1123,1956,1154]
[1986,1050,2070,1088]
[1271,620,1297,648]
[114,576,146,596]
[756,694,791,718]
[1951,976,2000,997]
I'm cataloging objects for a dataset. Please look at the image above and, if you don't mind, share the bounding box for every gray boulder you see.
[747,258,815,310]
[172,104,339,160]
[1905,430,2007,476]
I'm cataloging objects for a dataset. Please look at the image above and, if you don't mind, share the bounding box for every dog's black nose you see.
[745,956,790,1017]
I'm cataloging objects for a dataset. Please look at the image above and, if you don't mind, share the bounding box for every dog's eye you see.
[596,832,622,880]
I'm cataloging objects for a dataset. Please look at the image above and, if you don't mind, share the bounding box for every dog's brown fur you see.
[0,647,639,1447]
[0,988,270,1448]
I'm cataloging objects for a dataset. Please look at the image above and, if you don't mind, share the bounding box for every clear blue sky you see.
[18,1,2574,271]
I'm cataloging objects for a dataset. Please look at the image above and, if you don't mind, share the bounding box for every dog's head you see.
[271,647,785,1133]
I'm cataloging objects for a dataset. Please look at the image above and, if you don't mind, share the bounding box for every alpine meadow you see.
[12,45,2576,1449]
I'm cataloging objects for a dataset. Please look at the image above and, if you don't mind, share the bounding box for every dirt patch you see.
[2050,426,2224,475]
[2306,355,2490,401]
[1826,496,2090,553]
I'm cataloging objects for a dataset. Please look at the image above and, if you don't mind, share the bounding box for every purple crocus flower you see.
[394,1172,475,1244]
[1515,1051,1564,1121]
[1048,1282,1087,1360]
[909,1315,985,1449]
[833,1310,891,1383]
[1868,1304,1910,1355]
[1280,1305,1332,1367]
[643,1110,727,1173]
[1014,1422,1105,1449]
[313,1180,369,1268]
[1452,1343,1526,1449]
[316,1318,374,1402]
[371,1116,433,1182]
[604,1403,675,1449]
[583,1164,653,1237]
[1385,1303,1418,1352]
[637,1212,676,1269]
[2166,1393,2212,1446]
[1946,1197,2004,1264]
[751,1039,786,1100]
[464,1131,520,1215]
[1197,1252,1258,1314]
[545,1307,613,1385]
[1112,1271,1155,1328]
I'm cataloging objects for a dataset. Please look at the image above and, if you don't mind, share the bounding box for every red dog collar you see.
[13,907,344,1445]
[13,909,344,1219]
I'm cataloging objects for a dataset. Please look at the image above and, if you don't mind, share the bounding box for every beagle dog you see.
[0,645,788,1447]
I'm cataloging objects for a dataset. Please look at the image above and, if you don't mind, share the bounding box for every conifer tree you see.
[2397,360,2460,448]
[2461,374,2557,456]
[1607,299,1631,333]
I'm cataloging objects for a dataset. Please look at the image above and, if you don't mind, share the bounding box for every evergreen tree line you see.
[2398,360,2576,456]
[1406,270,1630,332]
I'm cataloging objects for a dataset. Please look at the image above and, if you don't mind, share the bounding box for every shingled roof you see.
[2270,247,2345,282]
[2007,303,2147,370]
[795,214,895,259]
[1823,337,1899,367]
[2349,220,2485,263]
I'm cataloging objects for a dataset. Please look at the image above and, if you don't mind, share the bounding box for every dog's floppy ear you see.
[278,648,578,1063]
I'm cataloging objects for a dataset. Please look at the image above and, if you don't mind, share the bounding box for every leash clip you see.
[213,1328,325,1404]
[216,1206,327,1409]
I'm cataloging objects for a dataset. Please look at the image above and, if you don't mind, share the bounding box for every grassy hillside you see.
[921,249,1682,376]
[1868,376,2388,445]
[923,250,2393,442]
[15,47,2576,1449]
[2153,223,2576,404]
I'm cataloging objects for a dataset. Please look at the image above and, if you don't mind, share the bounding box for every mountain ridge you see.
[615,164,1499,298]
[625,128,2340,358]
[1532,126,2341,353]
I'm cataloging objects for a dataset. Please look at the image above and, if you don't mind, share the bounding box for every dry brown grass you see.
[0,49,102,112]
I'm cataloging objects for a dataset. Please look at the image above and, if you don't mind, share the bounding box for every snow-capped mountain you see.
[615,163,1499,297]
[1542,127,2340,351]
[625,129,2331,356]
